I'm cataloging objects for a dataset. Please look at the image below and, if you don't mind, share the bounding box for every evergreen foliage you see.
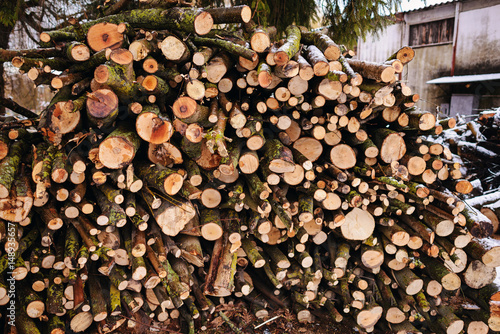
[322,0,401,47]
[0,0,22,29]
[201,0,401,47]
[1,0,401,48]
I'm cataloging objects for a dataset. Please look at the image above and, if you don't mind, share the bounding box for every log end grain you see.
[240,5,252,23]
[172,96,197,120]
[49,102,81,135]
[99,136,137,169]
[380,133,406,164]
[294,137,323,163]
[0,195,33,222]
[201,188,222,208]
[418,112,436,131]
[324,45,341,61]
[86,89,118,119]
[148,142,183,166]
[317,78,342,100]
[407,156,426,176]
[330,144,357,169]
[435,219,455,237]
[194,11,214,36]
[441,272,461,291]
[251,32,271,53]
[356,305,383,329]
[163,172,184,196]
[87,22,123,52]
[273,51,289,67]
[136,112,173,144]
[143,57,158,73]
[27,300,45,318]
[341,208,375,240]
[464,260,496,289]
[110,48,133,65]
[201,222,223,241]
[160,35,188,62]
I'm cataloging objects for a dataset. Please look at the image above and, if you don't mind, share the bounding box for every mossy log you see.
[464,237,500,268]
[0,172,33,222]
[386,46,415,65]
[0,140,26,198]
[193,36,257,61]
[205,5,251,24]
[47,270,65,315]
[204,232,237,296]
[300,29,340,61]
[64,225,80,270]
[92,186,127,227]
[263,139,295,173]
[241,238,265,268]
[135,161,183,196]
[274,25,301,66]
[421,255,461,291]
[392,267,423,295]
[50,8,214,38]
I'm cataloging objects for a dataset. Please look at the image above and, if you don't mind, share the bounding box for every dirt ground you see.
[163,303,360,334]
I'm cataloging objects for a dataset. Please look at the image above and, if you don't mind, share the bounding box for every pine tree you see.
[321,0,401,47]
[201,0,401,46]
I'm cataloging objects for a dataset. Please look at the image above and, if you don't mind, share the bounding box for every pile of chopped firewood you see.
[0,3,499,334]
[430,108,500,238]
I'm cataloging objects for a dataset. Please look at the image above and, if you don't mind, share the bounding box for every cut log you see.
[136,105,174,144]
[203,232,237,296]
[86,89,119,128]
[99,125,141,169]
[330,144,357,169]
[341,208,375,240]
[153,197,196,236]
[87,22,123,51]
[274,25,301,66]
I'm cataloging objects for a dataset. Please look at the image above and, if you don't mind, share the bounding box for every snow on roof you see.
[400,0,457,13]
[427,72,500,84]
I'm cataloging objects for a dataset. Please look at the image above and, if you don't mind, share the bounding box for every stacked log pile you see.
[0,3,499,334]
[429,108,500,237]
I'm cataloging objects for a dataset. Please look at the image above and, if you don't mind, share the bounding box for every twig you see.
[0,119,36,130]
[219,311,243,334]
[254,315,281,329]
[0,97,39,119]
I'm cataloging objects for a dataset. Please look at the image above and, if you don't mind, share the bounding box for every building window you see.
[409,18,454,47]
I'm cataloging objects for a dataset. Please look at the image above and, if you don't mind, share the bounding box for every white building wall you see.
[355,0,500,113]
[357,24,404,63]
[455,4,500,75]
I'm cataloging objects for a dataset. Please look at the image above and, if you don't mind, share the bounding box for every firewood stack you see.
[0,3,499,334]
[429,108,500,239]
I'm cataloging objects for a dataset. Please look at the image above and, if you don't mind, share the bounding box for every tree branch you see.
[0,98,39,119]
[19,16,39,43]
[104,0,132,16]
[0,47,61,63]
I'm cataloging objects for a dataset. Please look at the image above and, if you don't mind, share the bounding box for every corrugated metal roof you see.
[400,0,457,13]
[427,73,500,84]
